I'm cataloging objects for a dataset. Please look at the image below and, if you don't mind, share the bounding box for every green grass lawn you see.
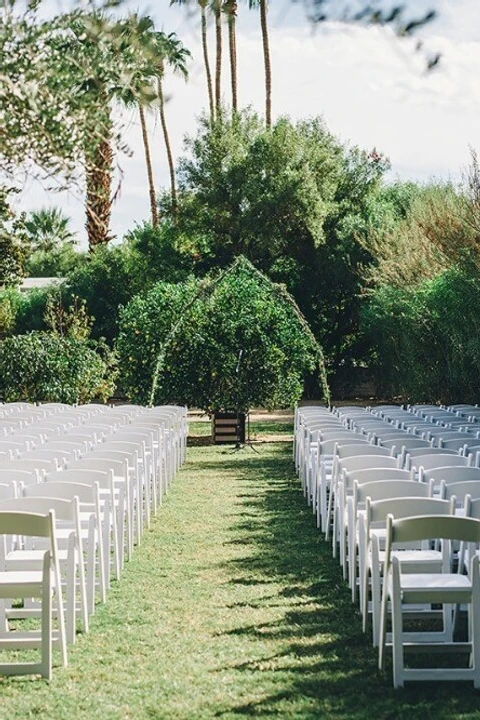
[2,442,480,718]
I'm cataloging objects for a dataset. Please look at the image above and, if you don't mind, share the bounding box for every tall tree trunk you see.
[139,104,158,228]
[158,77,177,221]
[85,135,113,251]
[225,1,237,113]
[214,0,222,112]
[259,0,271,128]
[200,1,215,121]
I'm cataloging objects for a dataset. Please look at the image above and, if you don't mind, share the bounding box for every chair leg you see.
[66,552,76,645]
[41,555,53,681]
[472,562,480,688]
[391,575,404,688]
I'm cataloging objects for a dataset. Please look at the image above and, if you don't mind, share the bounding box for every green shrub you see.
[0,331,117,403]
[361,266,480,403]
[116,257,328,411]
[123,222,192,288]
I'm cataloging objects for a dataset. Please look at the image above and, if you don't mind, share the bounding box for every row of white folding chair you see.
[309,417,418,522]
[11,414,164,559]
[337,468,449,625]
[1,423,150,585]
[325,448,475,589]
[8,404,182,549]
[5,447,150,621]
[294,406,335,476]
[0,406,185,678]
[347,467,480,645]
[310,407,470,500]
[305,426,362,503]
[341,466,480,600]
[305,408,480,686]
[318,447,471,541]
[0,470,106,628]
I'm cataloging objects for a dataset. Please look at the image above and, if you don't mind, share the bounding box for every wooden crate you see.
[212,412,246,445]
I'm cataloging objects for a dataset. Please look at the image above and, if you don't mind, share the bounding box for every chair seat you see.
[5,549,70,566]
[0,571,44,596]
[397,572,472,604]
[384,549,442,568]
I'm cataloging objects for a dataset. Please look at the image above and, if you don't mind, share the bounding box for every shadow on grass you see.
[197,446,480,719]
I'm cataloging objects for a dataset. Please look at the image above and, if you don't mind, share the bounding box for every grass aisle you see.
[2,443,480,718]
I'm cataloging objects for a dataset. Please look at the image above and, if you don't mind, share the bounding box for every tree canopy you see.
[116,257,329,411]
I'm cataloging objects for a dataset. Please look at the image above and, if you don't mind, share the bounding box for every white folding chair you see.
[362,496,453,647]
[327,453,400,553]
[45,469,119,588]
[379,514,480,688]
[0,495,88,645]
[67,457,130,570]
[41,479,105,615]
[96,443,144,545]
[0,509,67,679]
[346,471,417,601]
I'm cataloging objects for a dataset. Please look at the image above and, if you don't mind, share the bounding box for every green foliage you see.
[44,293,94,342]
[25,244,81,278]
[0,331,116,404]
[0,288,18,338]
[123,222,192,287]
[9,287,54,335]
[176,109,343,268]
[63,246,139,344]
[173,109,393,394]
[23,207,80,277]
[116,257,328,411]
[0,187,28,287]
[362,266,480,403]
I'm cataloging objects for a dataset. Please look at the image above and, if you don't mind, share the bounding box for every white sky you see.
[12,0,480,246]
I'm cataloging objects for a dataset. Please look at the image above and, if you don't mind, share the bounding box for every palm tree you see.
[170,0,214,121]
[24,207,77,253]
[117,15,162,227]
[249,0,272,127]
[155,32,191,220]
[68,14,119,250]
[213,0,223,112]
[223,0,237,113]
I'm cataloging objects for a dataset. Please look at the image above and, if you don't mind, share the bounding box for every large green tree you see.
[116,257,328,410]
[173,109,391,393]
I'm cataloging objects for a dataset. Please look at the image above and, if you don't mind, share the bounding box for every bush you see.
[123,222,192,288]
[63,246,138,344]
[25,245,80,277]
[0,331,116,403]
[361,266,480,403]
[116,257,328,411]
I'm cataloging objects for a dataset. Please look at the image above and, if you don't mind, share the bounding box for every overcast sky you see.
[13,0,480,245]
